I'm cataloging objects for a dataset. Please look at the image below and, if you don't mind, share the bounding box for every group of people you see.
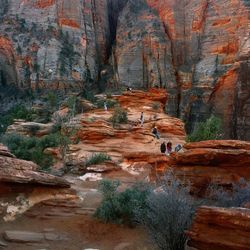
[160,141,182,155]
[104,96,182,156]
[138,112,182,156]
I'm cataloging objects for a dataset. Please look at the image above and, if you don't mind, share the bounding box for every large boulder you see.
[6,120,54,137]
[0,144,70,187]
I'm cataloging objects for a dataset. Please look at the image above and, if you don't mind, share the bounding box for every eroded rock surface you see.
[186,206,250,250]
[0,144,70,187]
[169,140,250,195]
[69,89,185,177]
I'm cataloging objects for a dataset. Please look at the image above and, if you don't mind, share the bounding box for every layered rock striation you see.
[0,0,110,89]
[0,0,249,139]
[169,140,250,196]
[0,144,70,187]
[186,206,250,250]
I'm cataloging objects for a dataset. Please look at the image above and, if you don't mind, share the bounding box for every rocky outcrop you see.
[67,89,185,176]
[0,144,72,221]
[0,144,70,187]
[6,120,54,137]
[186,206,250,250]
[0,36,18,87]
[169,140,250,195]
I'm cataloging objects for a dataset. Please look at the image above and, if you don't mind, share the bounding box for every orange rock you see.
[186,206,250,250]
[58,18,80,29]
[169,140,250,196]
[35,0,55,9]
[184,140,250,150]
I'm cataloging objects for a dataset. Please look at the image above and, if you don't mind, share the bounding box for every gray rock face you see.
[0,0,110,89]
[0,0,249,140]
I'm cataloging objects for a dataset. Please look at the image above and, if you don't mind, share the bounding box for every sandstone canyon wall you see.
[0,0,249,139]
[0,0,110,89]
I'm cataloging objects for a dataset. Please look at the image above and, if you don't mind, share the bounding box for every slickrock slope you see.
[186,206,250,250]
[169,140,250,195]
[69,89,185,176]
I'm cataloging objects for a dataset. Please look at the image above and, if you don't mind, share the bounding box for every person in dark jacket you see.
[152,126,160,139]
[160,142,166,154]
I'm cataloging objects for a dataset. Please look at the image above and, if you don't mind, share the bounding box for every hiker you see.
[160,141,166,154]
[152,126,160,139]
[139,112,144,127]
[104,101,108,111]
[175,144,182,152]
[166,142,172,155]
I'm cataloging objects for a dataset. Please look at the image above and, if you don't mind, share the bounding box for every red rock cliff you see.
[0,0,249,139]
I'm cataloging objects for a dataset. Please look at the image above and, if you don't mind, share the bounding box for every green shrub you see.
[46,91,58,110]
[152,102,161,111]
[0,105,34,134]
[1,133,58,171]
[110,107,128,127]
[95,180,150,225]
[96,99,118,109]
[187,115,222,142]
[85,153,111,167]
[106,92,112,99]
[38,133,60,150]
[29,124,40,136]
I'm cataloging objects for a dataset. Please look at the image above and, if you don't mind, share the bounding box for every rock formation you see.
[0,144,70,187]
[6,120,54,137]
[169,140,250,196]
[186,206,250,250]
[0,0,249,139]
[66,88,185,175]
[0,143,72,222]
[0,0,110,89]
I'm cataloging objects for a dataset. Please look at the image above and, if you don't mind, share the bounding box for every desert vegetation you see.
[187,115,222,142]
[84,153,111,167]
[109,107,128,127]
[95,173,250,250]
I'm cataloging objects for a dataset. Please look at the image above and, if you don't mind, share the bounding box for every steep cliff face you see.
[0,0,249,139]
[114,0,250,139]
[0,0,110,89]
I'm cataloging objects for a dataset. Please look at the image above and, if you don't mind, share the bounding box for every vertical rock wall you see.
[0,0,110,89]
[0,0,249,139]
[114,0,250,139]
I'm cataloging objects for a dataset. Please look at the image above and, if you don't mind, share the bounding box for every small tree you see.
[47,91,58,111]
[187,115,222,142]
[110,107,128,127]
[136,173,198,250]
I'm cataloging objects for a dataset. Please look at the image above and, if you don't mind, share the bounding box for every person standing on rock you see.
[166,142,172,155]
[104,101,108,112]
[140,112,144,127]
[160,141,166,154]
[152,126,160,139]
